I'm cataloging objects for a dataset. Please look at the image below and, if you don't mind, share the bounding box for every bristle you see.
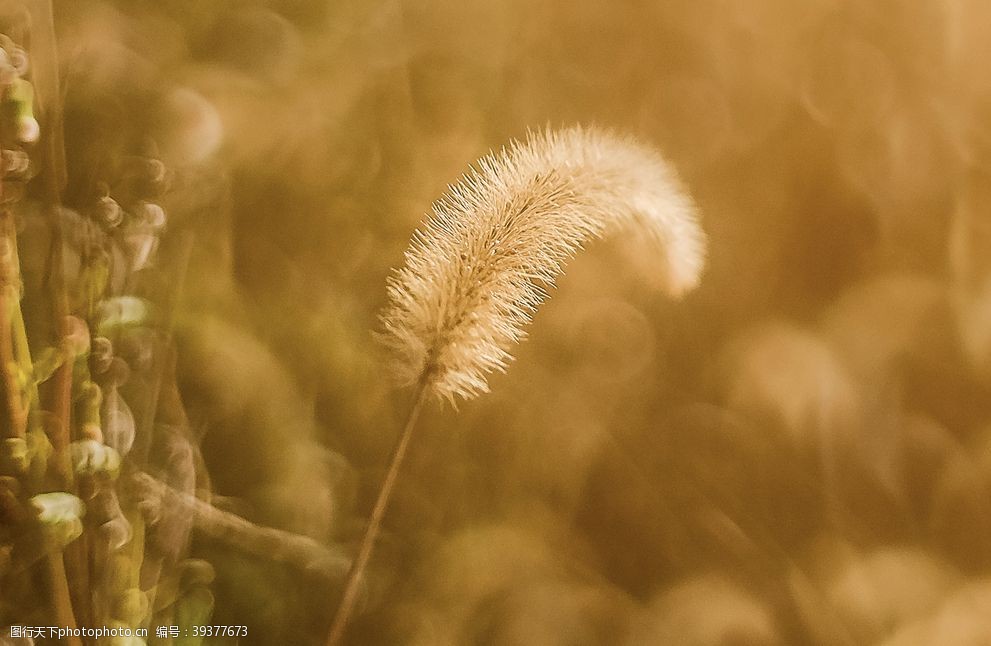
[379,126,706,403]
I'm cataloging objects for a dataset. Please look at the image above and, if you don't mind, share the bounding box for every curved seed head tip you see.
[380,125,706,403]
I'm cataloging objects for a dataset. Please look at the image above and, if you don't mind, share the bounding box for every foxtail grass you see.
[328,125,706,645]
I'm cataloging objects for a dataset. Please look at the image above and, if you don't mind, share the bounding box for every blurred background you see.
[43,0,991,643]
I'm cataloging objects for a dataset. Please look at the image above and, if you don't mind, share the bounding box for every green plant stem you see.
[28,1,87,632]
[0,209,27,439]
[0,210,79,640]
[0,288,26,438]
[2,222,48,444]
[42,240,73,485]
[326,382,428,646]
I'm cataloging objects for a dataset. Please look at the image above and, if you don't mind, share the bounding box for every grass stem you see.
[326,381,428,646]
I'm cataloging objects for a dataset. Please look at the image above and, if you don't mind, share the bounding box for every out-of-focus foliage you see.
[4,0,991,644]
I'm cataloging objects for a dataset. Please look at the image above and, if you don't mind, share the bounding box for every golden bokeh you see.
[2,1,991,644]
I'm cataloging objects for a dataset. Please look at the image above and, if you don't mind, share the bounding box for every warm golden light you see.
[2,1,990,645]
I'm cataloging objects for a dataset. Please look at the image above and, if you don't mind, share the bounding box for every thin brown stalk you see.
[28,0,88,631]
[31,0,72,488]
[45,554,82,646]
[326,381,428,646]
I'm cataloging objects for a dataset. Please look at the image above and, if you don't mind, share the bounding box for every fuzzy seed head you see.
[380,126,706,403]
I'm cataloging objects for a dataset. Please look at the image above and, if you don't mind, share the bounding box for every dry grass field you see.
[3,1,991,644]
